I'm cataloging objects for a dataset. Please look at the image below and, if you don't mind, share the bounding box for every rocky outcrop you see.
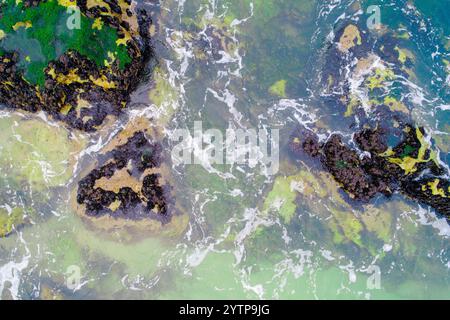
[0,0,153,131]
[77,131,174,223]
[72,118,189,240]
[289,125,450,218]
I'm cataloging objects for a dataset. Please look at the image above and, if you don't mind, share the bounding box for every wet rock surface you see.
[289,124,450,218]
[285,21,450,220]
[77,130,175,223]
[0,0,153,132]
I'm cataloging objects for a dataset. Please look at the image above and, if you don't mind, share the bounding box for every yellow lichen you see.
[108,200,121,212]
[423,179,448,198]
[89,75,117,89]
[57,0,76,7]
[338,24,362,53]
[366,67,395,90]
[116,28,133,47]
[383,96,409,113]
[60,104,72,115]
[85,0,139,36]
[48,68,88,85]
[12,21,32,31]
[104,51,116,67]
[92,17,104,30]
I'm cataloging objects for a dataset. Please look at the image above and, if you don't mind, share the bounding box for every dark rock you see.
[290,124,450,218]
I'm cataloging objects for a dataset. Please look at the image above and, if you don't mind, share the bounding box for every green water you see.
[0,0,449,300]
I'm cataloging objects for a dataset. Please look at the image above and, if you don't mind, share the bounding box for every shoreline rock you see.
[289,124,450,218]
[72,117,189,240]
[0,0,153,131]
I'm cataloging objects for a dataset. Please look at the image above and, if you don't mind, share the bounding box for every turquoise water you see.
[0,0,449,299]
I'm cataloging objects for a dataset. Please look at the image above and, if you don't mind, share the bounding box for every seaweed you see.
[76,131,176,223]
[0,0,153,131]
[289,124,450,219]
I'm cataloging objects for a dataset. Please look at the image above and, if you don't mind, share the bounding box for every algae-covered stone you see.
[0,0,152,131]
[72,117,189,241]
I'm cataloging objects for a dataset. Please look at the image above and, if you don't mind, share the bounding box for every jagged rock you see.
[289,124,450,219]
[72,118,188,240]
[0,0,153,131]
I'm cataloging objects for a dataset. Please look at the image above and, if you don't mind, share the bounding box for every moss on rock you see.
[0,0,153,131]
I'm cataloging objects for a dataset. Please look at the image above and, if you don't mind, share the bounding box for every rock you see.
[289,124,450,219]
[0,0,153,131]
[321,134,390,201]
[289,128,321,158]
[337,24,362,53]
[72,117,189,240]
[0,206,33,238]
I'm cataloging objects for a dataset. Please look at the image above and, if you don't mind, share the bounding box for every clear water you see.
[0,0,449,299]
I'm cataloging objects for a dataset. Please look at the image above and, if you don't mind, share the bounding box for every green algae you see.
[262,175,297,224]
[0,114,84,190]
[0,0,131,86]
[160,252,252,299]
[49,232,85,272]
[360,205,393,243]
[268,79,287,98]
[38,206,172,280]
[148,66,179,126]
[0,206,29,237]
[329,208,364,247]
[227,0,316,96]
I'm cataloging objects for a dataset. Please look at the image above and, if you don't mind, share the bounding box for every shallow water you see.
[0,0,449,299]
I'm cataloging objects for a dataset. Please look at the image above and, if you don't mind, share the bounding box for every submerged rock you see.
[290,20,449,219]
[0,0,153,131]
[0,206,33,237]
[289,124,450,218]
[73,118,188,239]
[77,130,172,221]
[0,113,85,190]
